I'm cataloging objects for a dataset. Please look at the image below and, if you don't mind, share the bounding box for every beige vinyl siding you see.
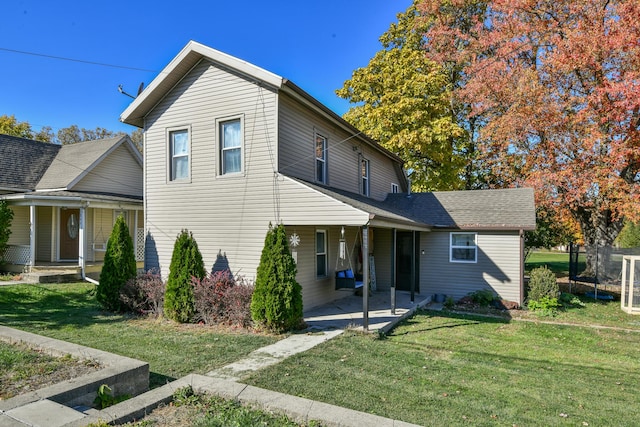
[7,206,29,245]
[278,94,403,201]
[144,59,280,281]
[421,230,522,304]
[36,206,53,262]
[72,145,143,197]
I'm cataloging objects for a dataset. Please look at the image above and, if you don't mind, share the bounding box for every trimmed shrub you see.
[251,223,303,332]
[527,266,559,303]
[119,270,165,316]
[164,229,205,323]
[96,215,137,311]
[468,289,496,306]
[0,201,14,265]
[193,270,254,327]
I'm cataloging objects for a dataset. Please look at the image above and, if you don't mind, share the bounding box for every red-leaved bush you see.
[119,270,165,316]
[192,270,254,328]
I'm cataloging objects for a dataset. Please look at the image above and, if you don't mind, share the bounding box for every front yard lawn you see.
[0,283,279,388]
[245,306,640,426]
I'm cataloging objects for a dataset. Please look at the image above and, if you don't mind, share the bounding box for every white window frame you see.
[316,229,327,278]
[360,158,370,196]
[391,183,399,193]
[450,232,478,263]
[217,115,244,176]
[315,132,327,184]
[167,127,190,182]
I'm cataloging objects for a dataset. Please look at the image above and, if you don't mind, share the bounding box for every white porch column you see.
[79,206,86,279]
[29,205,36,271]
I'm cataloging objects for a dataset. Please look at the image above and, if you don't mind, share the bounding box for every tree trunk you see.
[575,207,625,282]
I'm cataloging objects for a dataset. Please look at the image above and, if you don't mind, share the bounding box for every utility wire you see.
[0,47,157,73]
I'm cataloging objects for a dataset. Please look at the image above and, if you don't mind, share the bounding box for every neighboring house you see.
[0,134,144,278]
[120,41,535,310]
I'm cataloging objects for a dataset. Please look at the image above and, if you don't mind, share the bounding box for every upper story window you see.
[220,118,242,175]
[315,133,327,184]
[391,183,399,193]
[450,232,477,263]
[361,158,370,196]
[169,129,189,181]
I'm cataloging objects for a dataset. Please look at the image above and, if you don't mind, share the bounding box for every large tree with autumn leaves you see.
[421,0,640,275]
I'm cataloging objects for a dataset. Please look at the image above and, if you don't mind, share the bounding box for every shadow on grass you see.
[149,372,176,389]
[0,283,127,331]
[389,309,510,337]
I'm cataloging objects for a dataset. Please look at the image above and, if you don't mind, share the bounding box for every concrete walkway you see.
[1,289,430,426]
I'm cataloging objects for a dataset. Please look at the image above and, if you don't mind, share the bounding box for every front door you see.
[395,231,420,292]
[60,209,80,260]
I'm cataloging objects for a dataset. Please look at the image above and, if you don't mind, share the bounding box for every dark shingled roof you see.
[0,134,60,191]
[385,188,536,230]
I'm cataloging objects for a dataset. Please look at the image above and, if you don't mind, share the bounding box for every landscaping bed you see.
[0,341,100,400]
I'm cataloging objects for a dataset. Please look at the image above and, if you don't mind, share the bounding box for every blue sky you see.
[1,1,412,136]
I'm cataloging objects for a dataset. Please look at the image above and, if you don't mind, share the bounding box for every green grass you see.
[244,305,640,426]
[0,283,279,388]
[525,250,584,276]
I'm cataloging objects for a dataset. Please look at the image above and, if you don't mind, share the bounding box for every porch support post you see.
[29,205,36,271]
[79,206,86,279]
[362,225,369,331]
[391,228,396,315]
[410,231,416,302]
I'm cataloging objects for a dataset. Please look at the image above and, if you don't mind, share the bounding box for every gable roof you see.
[120,40,407,183]
[0,134,60,192]
[35,136,141,191]
[385,187,536,230]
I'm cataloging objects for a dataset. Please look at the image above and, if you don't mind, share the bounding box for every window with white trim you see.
[316,230,327,277]
[450,232,477,263]
[315,133,327,184]
[219,118,242,175]
[360,158,370,196]
[169,129,189,181]
[391,183,399,193]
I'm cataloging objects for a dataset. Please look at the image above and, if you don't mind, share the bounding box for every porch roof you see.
[289,178,431,231]
[2,190,142,210]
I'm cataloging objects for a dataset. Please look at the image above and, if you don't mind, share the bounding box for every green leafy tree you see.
[337,1,482,191]
[616,221,640,249]
[96,215,137,311]
[0,115,53,142]
[0,201,14,265]
[164,230,206,323]
[251,223,303,331]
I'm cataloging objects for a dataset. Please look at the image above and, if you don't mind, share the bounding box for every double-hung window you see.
[220,118,242,175]
[450,232,477,263]
[169,129,189,181]
[391,183,399,193]
[315,133,327,184]
[361,158,370,196]
[316,230,327,277]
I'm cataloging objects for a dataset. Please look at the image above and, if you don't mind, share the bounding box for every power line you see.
[0,47,157,73]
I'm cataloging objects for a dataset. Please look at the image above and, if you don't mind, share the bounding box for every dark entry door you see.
[60,209,79,260]
[395,231,419,292]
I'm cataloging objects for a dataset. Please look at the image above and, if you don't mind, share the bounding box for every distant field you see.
[525,250,585,276]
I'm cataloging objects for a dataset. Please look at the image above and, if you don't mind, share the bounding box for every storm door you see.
[395,231,420,292]
[60,209,80,260]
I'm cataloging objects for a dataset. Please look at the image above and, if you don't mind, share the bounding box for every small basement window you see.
[450,232,477,263]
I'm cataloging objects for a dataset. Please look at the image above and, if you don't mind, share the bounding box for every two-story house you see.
[121,41,535,311]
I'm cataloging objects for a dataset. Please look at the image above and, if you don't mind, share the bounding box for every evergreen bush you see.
[96,215,137,311]
[251,223,303,331]
[0,201,14,265]
[527,266,559,303]
[164,229,205,323]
